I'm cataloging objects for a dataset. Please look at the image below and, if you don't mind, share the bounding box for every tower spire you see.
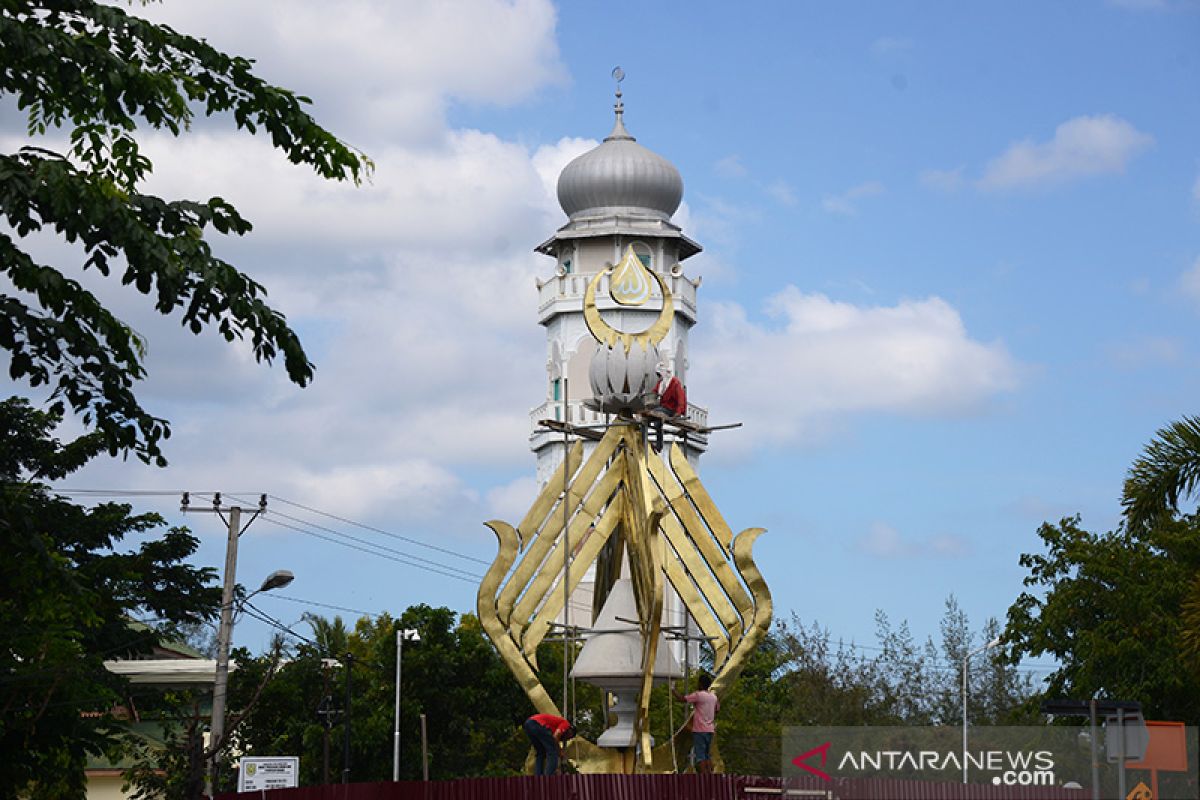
[606,65,634,142]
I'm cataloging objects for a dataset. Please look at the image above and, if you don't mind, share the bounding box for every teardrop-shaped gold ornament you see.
[609,245,653,307]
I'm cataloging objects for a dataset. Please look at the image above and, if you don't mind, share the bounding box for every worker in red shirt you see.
[522,713,576,775]
[651,361,687,451]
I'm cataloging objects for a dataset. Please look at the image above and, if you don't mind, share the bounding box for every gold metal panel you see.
[476,521,558,715]
[711,527,772,696]
[669,444,735,552]
[516,440,584,548]
[662,554,729,668]
[656,511,742,653]
[520,501,622,653]
[646,453,753,635]
[498,432,620,625]
[510,464,623,634]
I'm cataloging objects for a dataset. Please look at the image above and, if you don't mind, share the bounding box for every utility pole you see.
[342,652,355,784]
[209,504,240,796]
[181,492,267,798]
[317,659,339,785]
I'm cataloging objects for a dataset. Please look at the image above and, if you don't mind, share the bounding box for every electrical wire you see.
[267,493,492,566]
[43,489,1063,674]
[257,514,479,584]
[265,593,384,620]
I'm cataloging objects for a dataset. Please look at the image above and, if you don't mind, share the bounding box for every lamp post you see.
[393,627,421,780]
[962,636,1001,783]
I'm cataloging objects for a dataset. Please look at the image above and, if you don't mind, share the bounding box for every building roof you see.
[556,100,684,223]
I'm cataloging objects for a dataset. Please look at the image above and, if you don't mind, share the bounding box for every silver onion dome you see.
[557,100,683,221]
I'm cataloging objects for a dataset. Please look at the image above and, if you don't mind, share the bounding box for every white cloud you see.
[714,155,748,178]
[855,522,968,559]
[920,166,965,192]
[4,0,584,530]
[979,114,1153,190]
[485,475,539,522]
[691,288,1021,450]
[1181,257,1200,306]
[1107,336,1182,369]
[134,0,566,148]
[766,180,798,206]
[821,181,885,215]
[140,130,566,251]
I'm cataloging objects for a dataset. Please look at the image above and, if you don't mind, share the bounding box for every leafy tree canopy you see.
[1006,514,1200,724]
[0,397,220,798]
[0,0,369,464]
[223,604,531,789]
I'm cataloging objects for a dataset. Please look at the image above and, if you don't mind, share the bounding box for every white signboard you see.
[237,756,299,791]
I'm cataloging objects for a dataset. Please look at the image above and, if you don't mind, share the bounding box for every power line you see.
[213,493,484,581]
[266,594,385,620]
[268,493,492,566]
[258,515,479,584]
[53,487,493,570]
[44,489,1062,673]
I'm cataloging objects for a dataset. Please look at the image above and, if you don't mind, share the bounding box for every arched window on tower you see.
[631,240,653,270]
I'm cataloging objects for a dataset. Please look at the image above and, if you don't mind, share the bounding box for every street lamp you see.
[256,569,295,595]
[393,627,421,781]
[962,636,1001,783]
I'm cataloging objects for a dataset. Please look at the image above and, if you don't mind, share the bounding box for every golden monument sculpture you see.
[477,247,773,774]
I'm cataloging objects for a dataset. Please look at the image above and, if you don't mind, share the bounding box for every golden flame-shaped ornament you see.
[609,245,654,306]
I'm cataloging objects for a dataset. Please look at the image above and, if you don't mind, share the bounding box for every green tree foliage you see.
[226,605,531,788]
[0,0,368,465]
[0,397,220,798]
[1006,514,1200,723]
[714,601,1034,776]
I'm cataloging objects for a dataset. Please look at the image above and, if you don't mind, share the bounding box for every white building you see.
[531,88,707,663]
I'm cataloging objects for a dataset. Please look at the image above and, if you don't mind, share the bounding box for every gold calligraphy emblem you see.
[609,245,653,306]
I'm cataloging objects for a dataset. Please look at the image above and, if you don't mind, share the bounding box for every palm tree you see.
[1121,415,1200,533]
[1122,415,1200,673]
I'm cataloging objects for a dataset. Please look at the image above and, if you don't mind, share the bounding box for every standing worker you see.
[522,713,576,775]
[672,673,719,774]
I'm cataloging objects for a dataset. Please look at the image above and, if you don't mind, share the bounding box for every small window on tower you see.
[552,378,561,401]
[631,241,653,269]
[562,258,572,274]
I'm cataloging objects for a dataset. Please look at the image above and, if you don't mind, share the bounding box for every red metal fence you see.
[219,774,1087,800]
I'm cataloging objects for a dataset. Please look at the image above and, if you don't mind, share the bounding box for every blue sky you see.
[8,1,1199,669]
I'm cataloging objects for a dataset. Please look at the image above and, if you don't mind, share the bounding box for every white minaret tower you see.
[532,75,706,661]
[530,77,707,485]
